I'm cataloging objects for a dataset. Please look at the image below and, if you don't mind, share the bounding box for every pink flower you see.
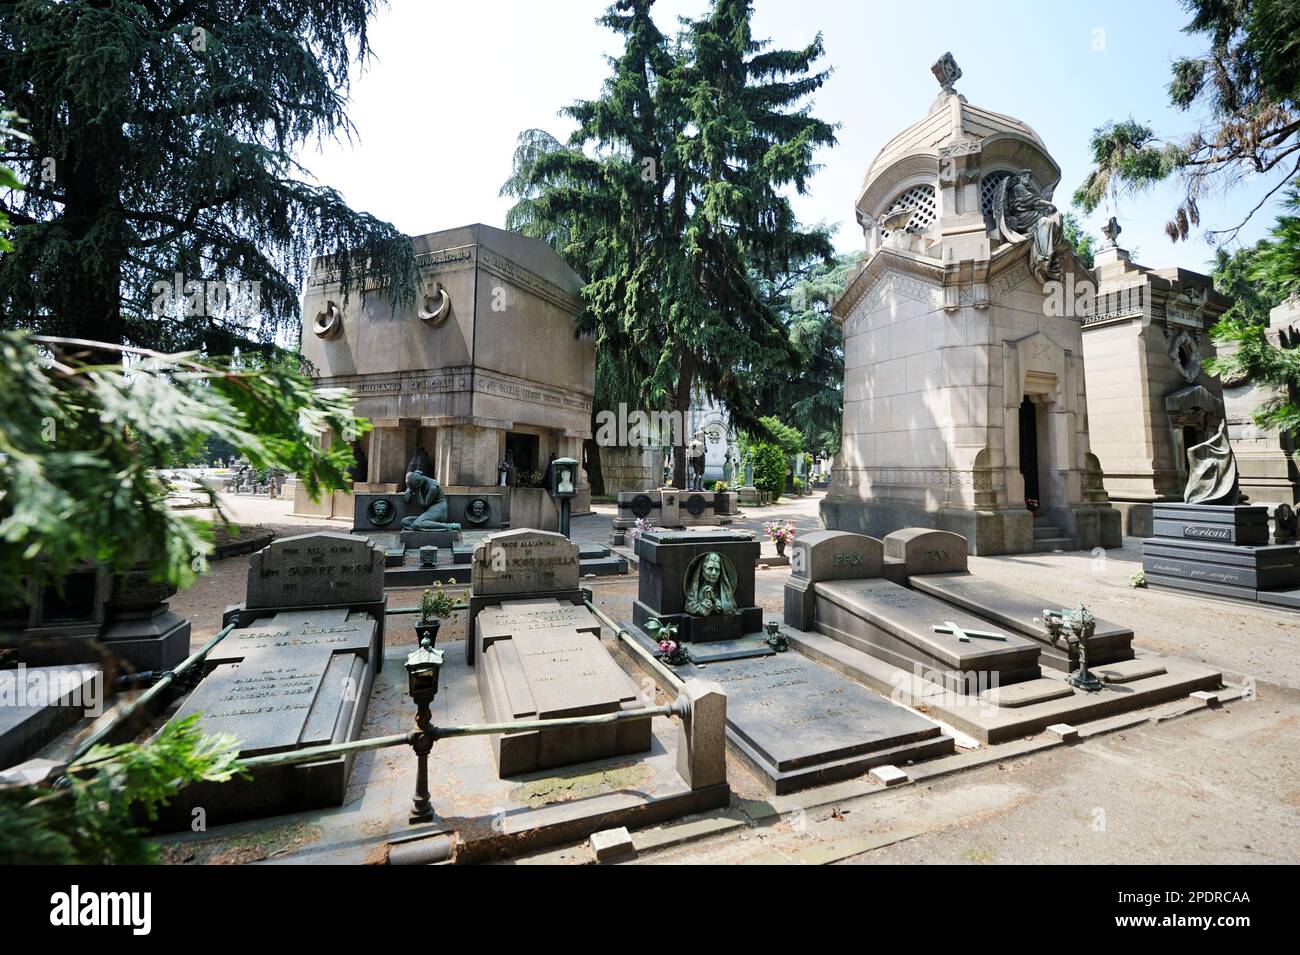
[658,640,677,654]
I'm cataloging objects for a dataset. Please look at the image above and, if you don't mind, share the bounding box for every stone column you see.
[433,424,500,487]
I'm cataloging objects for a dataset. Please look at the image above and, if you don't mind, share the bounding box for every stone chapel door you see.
[1018,396,1040,504]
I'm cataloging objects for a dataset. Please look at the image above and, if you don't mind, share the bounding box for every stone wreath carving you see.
[418,283,451,324]
[1168,329,1202,384]
[312,300,343,340]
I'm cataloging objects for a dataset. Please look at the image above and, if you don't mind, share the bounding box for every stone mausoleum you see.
[1082,219,1231,536]
[291,224,595,531]
[822,55,1120,555]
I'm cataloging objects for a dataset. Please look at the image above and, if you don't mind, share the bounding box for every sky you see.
[297,0,1292,275]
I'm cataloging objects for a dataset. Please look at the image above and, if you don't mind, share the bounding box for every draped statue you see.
[1183,422,1241,506]
[994,171,1063,284]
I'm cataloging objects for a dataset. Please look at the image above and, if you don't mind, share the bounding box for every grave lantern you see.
[405,636,444,823]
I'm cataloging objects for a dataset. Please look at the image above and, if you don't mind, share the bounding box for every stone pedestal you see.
[630,530,762,641]
[1142,503,1300,608]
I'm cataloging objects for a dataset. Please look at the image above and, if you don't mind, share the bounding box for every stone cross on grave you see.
[931,620,1007,643]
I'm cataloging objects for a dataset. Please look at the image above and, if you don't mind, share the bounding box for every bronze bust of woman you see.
[683,551,738,617]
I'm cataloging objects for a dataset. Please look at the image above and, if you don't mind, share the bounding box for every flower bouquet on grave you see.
[628,517,654,541]
[764,519,797,556]
[644,618,689,666]
[1025,497,1040,514]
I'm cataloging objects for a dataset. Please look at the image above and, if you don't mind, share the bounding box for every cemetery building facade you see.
[822,57,1120,555]
[1082,223,1231,536]
[292,223,595,531]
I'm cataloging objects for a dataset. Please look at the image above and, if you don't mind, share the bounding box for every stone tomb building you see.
[1083,222,1231,536]
[293,223,595,531]
[822,56,1119,555]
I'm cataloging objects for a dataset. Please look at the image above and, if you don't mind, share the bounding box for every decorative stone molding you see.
[831,466,1005,490]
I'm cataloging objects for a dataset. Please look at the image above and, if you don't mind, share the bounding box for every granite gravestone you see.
[883,528,969,577]
[784,530,883,629]
[162,532,387,827]
[475,598,651,776]
[710,654,950,794]
[245,532,387,610]
[908,572,1135,672]
[467,529,582,664]
[810,578,1042,693]
[1142,502,1300,607]
[631,529,762,642]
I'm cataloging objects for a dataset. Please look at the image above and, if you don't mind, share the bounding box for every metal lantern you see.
[405,636,444,705]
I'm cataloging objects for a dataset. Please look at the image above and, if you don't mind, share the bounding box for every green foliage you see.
[419,582,457,623]
[1205,179,1300,439]
[0,0,416,353]
[0,714,243,864]
[500,0,837,486]
[751,252,859,456]
[1073,1,1300,243]
[1061,212,1098,269]
[0,331,367,605]
[757,415,802,454]
[0,110,29,252]
[750,441,787,498]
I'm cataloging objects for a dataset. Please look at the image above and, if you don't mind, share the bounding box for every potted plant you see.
[1025,497,1040,516]
[643,618,689,666]
[763,519,797,557]
[416,580,457,644]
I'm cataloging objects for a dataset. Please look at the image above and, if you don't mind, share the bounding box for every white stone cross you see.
[932,620,1007,643]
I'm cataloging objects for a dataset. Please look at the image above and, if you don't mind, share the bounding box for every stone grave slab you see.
[161,608,381,825]
[812,578,1042,693]
[908,571,1135,672]
[785,626,1223,745]
[476,599,650,776]
[1150,503,1270,546]
[0,665,102,768]
[693,653,953,794]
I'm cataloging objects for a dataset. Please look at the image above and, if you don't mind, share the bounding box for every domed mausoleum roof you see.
[854,54,1062,240]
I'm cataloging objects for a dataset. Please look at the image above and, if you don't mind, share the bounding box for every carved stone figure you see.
[994,170,1063,283]
[1184,421,1241,506]
[683,552,738,617]
[401,470,462,531]
[687,430,707,491]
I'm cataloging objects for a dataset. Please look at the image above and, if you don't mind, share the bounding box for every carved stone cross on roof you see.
[932,620,1007,643]
[931,52,961,93]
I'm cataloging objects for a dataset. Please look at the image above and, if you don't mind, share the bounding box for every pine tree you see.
[0,0,416,355]
[502,0,836,487]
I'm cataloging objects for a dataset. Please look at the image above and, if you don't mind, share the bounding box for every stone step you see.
[1032,536,1074,552]
[1033,524,1065,539]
